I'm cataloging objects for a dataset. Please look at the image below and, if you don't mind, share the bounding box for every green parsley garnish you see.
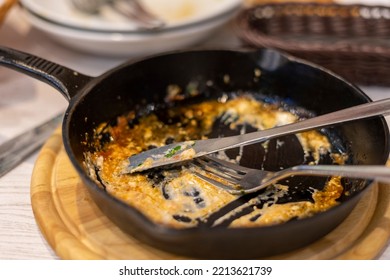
[165,145,181,158]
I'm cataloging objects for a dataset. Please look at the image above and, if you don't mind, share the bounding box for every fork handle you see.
[289,165,390,183]
[211,98,390,151]
[245,164,390,194]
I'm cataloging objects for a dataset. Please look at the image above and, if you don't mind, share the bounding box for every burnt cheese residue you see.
[85,92,347,229]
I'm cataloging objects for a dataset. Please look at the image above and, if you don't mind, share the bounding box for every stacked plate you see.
[20,0,242,56]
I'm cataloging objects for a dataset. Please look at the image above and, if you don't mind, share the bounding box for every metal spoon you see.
[70,0,165,30]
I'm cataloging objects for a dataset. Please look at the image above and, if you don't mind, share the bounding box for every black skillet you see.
[0,47,388,259]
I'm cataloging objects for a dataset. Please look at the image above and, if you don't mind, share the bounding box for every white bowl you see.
[22,6,240,57]
[20,0,242,32]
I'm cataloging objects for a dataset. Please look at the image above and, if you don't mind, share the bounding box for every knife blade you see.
[0,113,63,178]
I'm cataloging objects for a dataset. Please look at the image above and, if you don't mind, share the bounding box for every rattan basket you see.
[235,2,390,86]
[0,0,17,25]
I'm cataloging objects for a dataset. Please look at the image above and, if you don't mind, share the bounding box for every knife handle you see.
[0,113,63,177]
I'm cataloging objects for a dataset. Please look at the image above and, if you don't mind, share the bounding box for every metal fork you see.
[191,155,390,195]
[70,0,165,30]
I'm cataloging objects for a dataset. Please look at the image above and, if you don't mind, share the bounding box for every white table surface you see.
[0,5,389,260]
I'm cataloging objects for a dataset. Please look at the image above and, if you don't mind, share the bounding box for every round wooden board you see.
[30,128,390,260]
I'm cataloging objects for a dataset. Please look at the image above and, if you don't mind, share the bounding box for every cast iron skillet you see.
[0,47,388,259]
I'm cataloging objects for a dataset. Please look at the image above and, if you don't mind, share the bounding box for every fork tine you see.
[191,169,243,193]
[199,155,247,176]
[191,160,241,185]
[203,155,251,174]
[191,156,271,195]
[195,157,243,179]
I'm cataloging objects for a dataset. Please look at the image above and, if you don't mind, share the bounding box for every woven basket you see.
[0,0,17,25]
[235,2,390,86]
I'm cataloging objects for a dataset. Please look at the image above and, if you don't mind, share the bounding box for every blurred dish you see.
[21,6,238,56]
[20,0,242,32]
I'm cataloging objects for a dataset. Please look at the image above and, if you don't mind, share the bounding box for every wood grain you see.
[30,128,390,259]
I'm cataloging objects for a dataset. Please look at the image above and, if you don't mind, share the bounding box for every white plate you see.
[22,7,238,56]
[20,0,242,32]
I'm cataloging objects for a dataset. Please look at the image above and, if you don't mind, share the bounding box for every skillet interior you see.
[63,49,389,259]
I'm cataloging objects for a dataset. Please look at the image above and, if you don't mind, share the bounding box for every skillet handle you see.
[0,46,93,101]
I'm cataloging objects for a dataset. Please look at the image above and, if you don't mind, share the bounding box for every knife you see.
[123,98,390,173]
[0,113,63,178]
